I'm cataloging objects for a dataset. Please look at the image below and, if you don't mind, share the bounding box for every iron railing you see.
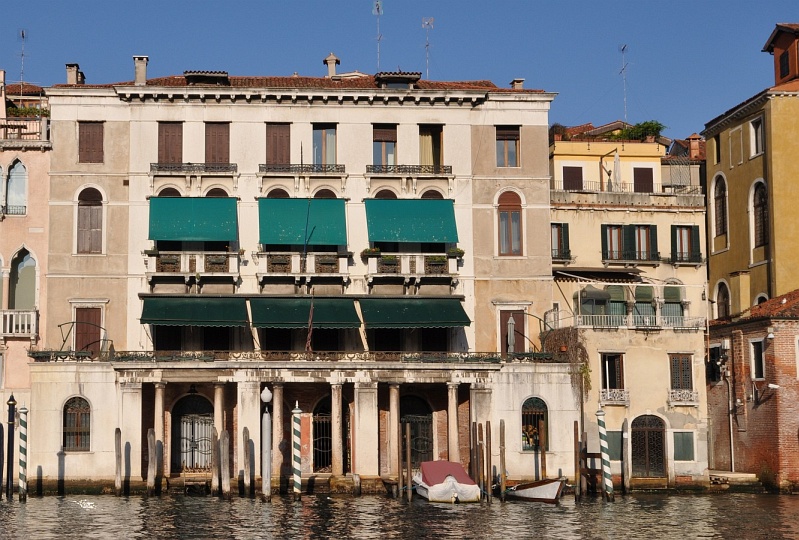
[258,164,345,174]
[0,117,49,141]
[150,163,238,174]
[366,164,452,175]
[551,180,702,195]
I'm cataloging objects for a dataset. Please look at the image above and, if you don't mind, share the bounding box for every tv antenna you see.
[372,0,383,71]
[619,44,629,125]
[18,29,28,88]
[422,17,434,79]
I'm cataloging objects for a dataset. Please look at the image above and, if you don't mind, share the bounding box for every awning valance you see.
[258,198,347,246]
[140,297,248,327]
[359,298,470,328]
[250,297,360,329]
[364,199,458,243]
[149,197,238,242]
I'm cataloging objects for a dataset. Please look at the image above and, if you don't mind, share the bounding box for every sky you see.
[1,1,796,140]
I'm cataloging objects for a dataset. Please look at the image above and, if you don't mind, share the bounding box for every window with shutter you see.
[75,307,102,358]
[79,122,104,163]
[77,188,103,254]
[669,354,693,390]
[498,191,522,256]
[373,124,397,166]
[266,123,291,165]
[633,167,654,193]
[601,353,624,389]
[496,126,519,167]
[563,166,583,190]
[205,123,230,164]
[158,122,183,164]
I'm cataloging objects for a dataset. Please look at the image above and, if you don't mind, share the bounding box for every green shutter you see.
[690,225,701,261]
[600,224,608,259]
[649,225,659,260]
[623,225,636,259]
[671,225,678,262]
[562,223,570,255]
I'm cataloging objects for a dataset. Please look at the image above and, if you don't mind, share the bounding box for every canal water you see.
[1,492,797,539]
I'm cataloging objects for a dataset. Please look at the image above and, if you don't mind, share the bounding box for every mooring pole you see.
[405,422,412,502]
[261,386,272,501]
[485,421,492,503]
[292,403,302,501]
[6,394,15,500]
[477,423,484,498]
[146,428,156,496]
[18,405,27,502]
[211,427,220,496]
[596,409,614,502]
[499,419,506,502]
[220,431,231,499]
[243,427,251,497]
[539,419,547,479]
[114,428,122,496]
[573,421,581,501]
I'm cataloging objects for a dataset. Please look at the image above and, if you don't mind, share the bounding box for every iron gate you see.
[401,414,433,474]
[631,415,665,477]
[179,413,213,471]
[313,413,332,472]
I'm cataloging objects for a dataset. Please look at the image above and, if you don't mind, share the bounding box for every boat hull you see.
[504,478,564,503]
[413,474,481,503]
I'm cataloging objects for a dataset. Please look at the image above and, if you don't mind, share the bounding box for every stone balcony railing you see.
[600,388,630,406]
[366,253,458,277]
[668,389,699,406]
[255,252,349,278]
[572,314,705,330]
[145,251,240,276]
[1,309,38,341]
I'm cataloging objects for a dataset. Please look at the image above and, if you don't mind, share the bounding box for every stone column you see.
[121,382,143,479]
[153,382,166,479]
[353,381,379,476]
[469,384,492,431]
[271,383,284,476]
[447,382,460,464]
[214,382,225,436]
[388,383,400,476]
[237,381,261,477]
[331,382,343,476]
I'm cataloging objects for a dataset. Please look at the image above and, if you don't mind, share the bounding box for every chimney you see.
[510,78,524,89]
[134,55,149,86]
[688,133,701,160]
[66,63,79,84]
[323,52,340,78]
[0,70,5,120]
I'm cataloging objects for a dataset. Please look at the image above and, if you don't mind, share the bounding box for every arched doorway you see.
[400,395,433,472]
[171,394,214,473]
[9,249,35,309]
[631,415,666,477]
[311,395,351,473]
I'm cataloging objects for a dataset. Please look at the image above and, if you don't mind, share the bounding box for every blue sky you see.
[1,1,796,139]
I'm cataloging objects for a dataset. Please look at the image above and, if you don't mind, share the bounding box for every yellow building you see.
[703,23,799,316]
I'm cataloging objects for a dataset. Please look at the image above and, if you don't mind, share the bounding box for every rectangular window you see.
[265,123,291,166]
[633,167,654,193]
[551,223,570,260]
[419,124,443,169]
[713,134,721,164]
[634,225,650,260]
[670,354,693,390]
[313,124,337,165]
[562,166,583,190]
[373,124,397,166]
[75,307,102,358]
[671,225,700,263]
[673,432,695,461]
[77,202,102,254]
[607,430,623,461]
[500,310,524,356]
[780,50,790,79]
[750,117,764,156]
[751,340,765,379]
[707,346,723,383]
[499,208,521,255]
[604,225,623,260]
[496,126,519,167]
[158,122,183,164]
[78,121,104,163]
[205,122,230,164]
[601,353,624,390]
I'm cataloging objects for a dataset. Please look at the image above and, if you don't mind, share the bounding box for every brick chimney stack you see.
[134,56,149,86]
[66,63,85,85]
[688,134,702,160]
[324,53,340,78]
[510,78,525,89]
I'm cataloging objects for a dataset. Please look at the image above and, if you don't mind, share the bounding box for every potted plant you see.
[447,247,465,258]
[361,247,381,259]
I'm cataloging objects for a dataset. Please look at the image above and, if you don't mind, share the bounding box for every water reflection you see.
[0,493,796,539]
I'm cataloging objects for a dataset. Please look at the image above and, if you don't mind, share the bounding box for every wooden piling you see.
[622,418,630,495]
[486,421,492,503]
[539,419,547,479]
[397,420,403,496]
[220,430,231,499]
[499,420,506,502]
[114,428,122,497]
[243,427,251,497]
[573,421,580,501]
[470,422,477,479]
[211,428,220,496]
[477,423,484,498]
[580,431,588,496]
[146,428,155,496]
[405,422,412,502]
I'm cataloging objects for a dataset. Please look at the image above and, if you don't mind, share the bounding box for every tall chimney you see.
[134,55,149,86]
[66,63,80,85]
[688,134,701,160]
[323,52,340,78]
[510,78,525,89]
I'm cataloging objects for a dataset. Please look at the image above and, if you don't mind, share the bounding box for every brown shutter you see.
[75,307,102,358]
[633,167,654,193]
[496,126,519,140]
[266,123,290,165]
[79,122,104,163]
[205,123,230,164]
[77,206,91,253]
[500,310,524,357]
[563,166,583,190]
[373,125,397,142]
[158,122,183,164]
[89,205,102,253]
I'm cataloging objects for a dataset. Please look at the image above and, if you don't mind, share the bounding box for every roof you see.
[5,83,44,96]
[52,74,546,93]
[762,23,799,53]
[743,289,799,320]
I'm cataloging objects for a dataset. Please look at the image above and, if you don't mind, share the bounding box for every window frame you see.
[669,354,693,390]
[204,122,230,164]
[716,282,731,319]
[521,397,548,451]
[753,182,768,248]
[5,160,27,216]
[157,121,183,164]
[601,353,625,390]
[714,179,728,237]
[673,431,695,462]
[495,126,520,168]
[313,123,337,165]
[497,191,523,256]
[749,117,764,157]
[750,339,765,380]
[63,396,91,452]
[78,121,104,164]
[372,124,397,167]
[77,188,104,255]
[550,223,570,260]
[603,224,623,260]
[562,166,583,191]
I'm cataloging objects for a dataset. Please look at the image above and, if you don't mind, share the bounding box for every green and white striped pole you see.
[292,402,302,501]
[596,409,614,501]
[18,405,27,502]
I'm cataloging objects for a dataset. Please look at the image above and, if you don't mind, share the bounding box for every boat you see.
[412,460,481,503]
[504,478,564,503]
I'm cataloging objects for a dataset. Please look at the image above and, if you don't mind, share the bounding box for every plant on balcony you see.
[6,106,50,118]
[447,247,465,258]
[380,255,398,264]
[426,255,447,264]
[143,248,159,256]
[361,247,381,259]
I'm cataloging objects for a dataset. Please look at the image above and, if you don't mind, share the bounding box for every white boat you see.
[413,460,481,503]
[504,478,564,503]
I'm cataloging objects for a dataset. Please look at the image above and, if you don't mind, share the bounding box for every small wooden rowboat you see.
[504,478,564,503]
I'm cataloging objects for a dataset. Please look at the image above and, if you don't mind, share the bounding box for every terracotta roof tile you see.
[739,289,799,320]
[5,83,44,95]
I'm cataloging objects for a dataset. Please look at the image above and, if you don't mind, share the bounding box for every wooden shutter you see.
[496,126,519,140]
[158,122,183,164]
[79,122,104,163]
[600,224,608,259]
[623,225,636,259]
[500,310,524,357]
[563,166,583,190]
[266,123,290,165]
[75,307,102,358]
[690,226,701,260]
[633,167,654,193]
[649,225,658,260]
[561,223,570,255]
[205,123,230,164]
[373,125,397,142]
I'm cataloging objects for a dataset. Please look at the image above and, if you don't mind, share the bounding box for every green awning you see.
[149,197,238,242]
[250,297,360,329]
[140,297,248,327]
[359,298,470,328]
[364,199,458,243]
[259,198,347,245]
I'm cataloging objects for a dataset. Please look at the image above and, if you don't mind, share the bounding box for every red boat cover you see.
[420,461,476,486]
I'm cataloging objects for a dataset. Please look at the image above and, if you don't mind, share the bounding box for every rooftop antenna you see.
[372,0,383,71]
[619,44,629,125]
[422,17,434,79]
[18,29,28,91]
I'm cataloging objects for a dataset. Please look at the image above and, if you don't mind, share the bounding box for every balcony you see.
[572,314,705,330]
[600,388,630,406]
[366,164,452,175]
[1,205,26,216]
[1,310,38,342]
[255,251,350,287]
[366,253,458,278]
[0,117,51,149]
[666,252,706,267]
[145,251,240,282]
[602,250,661,266]
[150,163,238,174]
[551,248,572,263]
[668,389,699,406]
[551,179,701,195]
[258,164,345,174]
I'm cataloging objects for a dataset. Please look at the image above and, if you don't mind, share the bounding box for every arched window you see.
[6,161,27,215]
[662,285,684,326]
[314,188,336,199]
[266,188,290,199]
[421,189,444,199]
[716,282,730,319]
[158,187,181,197]
[9,249,35,309]
[63,397,91,451]
[205,188,228,197]
[77,188,103,254]
[753,183,768,247]
[714,179,727,236]
[374,189,397,199]
[521,397,548,451]
[498,191,522,256]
